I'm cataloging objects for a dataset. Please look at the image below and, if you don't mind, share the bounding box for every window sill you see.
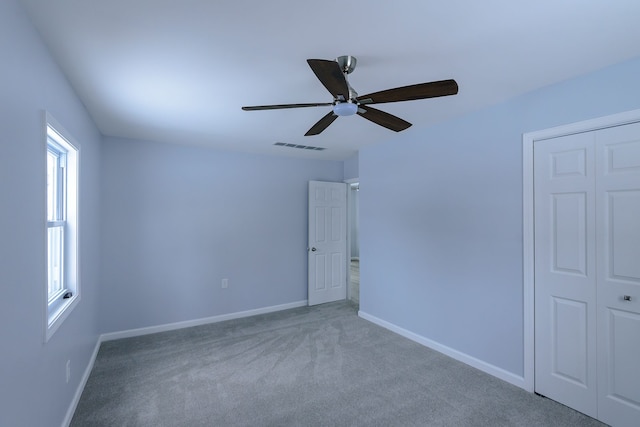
[46,293,80,342]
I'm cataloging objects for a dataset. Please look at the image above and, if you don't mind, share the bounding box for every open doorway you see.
[347,181,359,307]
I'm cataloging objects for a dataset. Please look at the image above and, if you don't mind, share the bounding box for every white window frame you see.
[45,112,80,341]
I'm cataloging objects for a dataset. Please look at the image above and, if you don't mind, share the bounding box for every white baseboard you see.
[61,339,101,427]
[101,300,308,342]
[358,310,527,390]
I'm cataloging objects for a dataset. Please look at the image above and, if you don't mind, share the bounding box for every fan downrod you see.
[336,55,357,74]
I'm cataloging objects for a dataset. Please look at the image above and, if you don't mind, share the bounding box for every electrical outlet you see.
[222,278,228,289]
[66,360,71,383]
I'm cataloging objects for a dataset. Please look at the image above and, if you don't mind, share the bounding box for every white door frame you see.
[522,108,640,392]
[344,178,359,302]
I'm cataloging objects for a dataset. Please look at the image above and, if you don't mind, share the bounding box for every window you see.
[45,114,79,340]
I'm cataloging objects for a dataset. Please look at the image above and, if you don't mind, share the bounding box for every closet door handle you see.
[623,295,632,301]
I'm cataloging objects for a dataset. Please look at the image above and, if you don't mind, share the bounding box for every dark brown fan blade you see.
[307,59,350,100]
[357,79,458,105]
[305,111,338,136]
[357,106,412,132]
[242,102,332,111]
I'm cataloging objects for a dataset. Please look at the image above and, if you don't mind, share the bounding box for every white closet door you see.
[534,132,598,417]
[595,122,640,427]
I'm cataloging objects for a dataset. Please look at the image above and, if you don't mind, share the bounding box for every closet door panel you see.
[596,123,640,427]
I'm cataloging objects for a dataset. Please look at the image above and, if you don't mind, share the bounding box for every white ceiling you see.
[20,0,640,160]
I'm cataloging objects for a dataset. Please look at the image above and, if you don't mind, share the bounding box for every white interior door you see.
[308,181,347,306]
[534,132,598,417]
[595,123,640,427]
[534,121,640,427]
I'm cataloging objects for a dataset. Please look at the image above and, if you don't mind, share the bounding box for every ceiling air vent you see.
[274,142,326,151]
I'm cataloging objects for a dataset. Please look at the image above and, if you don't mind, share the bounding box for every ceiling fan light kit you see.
[333,102,358,116]
[242,55,458,136]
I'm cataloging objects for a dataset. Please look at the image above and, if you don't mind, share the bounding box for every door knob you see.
[311,247,317,252]
[623,295,632,301]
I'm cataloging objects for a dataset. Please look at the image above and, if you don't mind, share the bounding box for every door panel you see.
[605,309,640,401]
[552,297,588,386]
[552,193,587,275]
[534,132,598,417]
[606,191,640,281]
[314,254,326,291]
[551,147,588,178]
[596,123,640,427]
[308,181,347,306]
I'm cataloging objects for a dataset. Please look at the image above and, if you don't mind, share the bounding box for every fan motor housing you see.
[336,55,357,74]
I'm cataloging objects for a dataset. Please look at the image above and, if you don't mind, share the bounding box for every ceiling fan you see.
[242,55,458,136]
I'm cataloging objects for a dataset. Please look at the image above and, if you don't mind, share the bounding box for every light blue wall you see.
[0,1,102,425]
[99,138,343,333]
[343,153,359,181]
[359,56,640,377]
